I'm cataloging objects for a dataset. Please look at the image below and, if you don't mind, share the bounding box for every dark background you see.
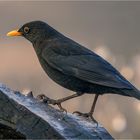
[0,1,140,138]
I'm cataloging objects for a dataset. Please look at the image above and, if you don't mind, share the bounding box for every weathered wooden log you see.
[0,83,114,139]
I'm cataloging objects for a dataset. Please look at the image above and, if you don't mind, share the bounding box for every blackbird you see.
[7,21,140,122]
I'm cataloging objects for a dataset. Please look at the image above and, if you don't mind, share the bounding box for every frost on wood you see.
[0,83,114,139]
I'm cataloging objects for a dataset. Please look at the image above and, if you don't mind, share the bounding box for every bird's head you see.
[7,21,55,44]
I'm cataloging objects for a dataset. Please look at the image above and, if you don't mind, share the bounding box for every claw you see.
[57,103,67,113]
[73,111,88,116]
[36,94,50,103]
[36,94,45,100]
[47,99,67,113]
[73,111,98,125]
[37,94,67,113]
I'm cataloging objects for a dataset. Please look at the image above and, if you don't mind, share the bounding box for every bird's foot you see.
[37,94,67,113]
[73,111,98,125]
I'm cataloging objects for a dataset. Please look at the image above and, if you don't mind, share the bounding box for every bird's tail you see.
[121,88,140,100]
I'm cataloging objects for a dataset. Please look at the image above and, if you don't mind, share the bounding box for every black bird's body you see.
[7,21,140,121]
[32,26,138,97]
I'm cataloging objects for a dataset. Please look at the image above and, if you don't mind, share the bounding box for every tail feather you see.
[122,88,140,100]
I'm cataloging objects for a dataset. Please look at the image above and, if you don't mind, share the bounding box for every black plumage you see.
[7,21,140,122]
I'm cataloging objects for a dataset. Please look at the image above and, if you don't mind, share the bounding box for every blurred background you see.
[0,1,140,138]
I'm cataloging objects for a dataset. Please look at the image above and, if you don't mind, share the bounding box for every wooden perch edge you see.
[0,83,114,139]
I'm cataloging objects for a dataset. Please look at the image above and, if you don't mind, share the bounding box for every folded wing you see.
[42,44,134,90]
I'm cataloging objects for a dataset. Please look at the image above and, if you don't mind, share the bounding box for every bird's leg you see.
[73,94,99,123]
[37,92,84,112]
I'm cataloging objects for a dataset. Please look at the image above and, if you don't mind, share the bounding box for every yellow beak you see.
[7,30,22,36]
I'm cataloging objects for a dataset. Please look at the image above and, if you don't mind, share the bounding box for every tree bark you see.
[0,83,114,139]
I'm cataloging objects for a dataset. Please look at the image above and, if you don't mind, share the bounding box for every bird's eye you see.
[24,27,30,34]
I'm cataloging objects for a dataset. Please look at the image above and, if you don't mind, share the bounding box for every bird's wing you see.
[42,42,133,89]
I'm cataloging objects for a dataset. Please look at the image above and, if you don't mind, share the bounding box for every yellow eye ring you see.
[24,27,30,34]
